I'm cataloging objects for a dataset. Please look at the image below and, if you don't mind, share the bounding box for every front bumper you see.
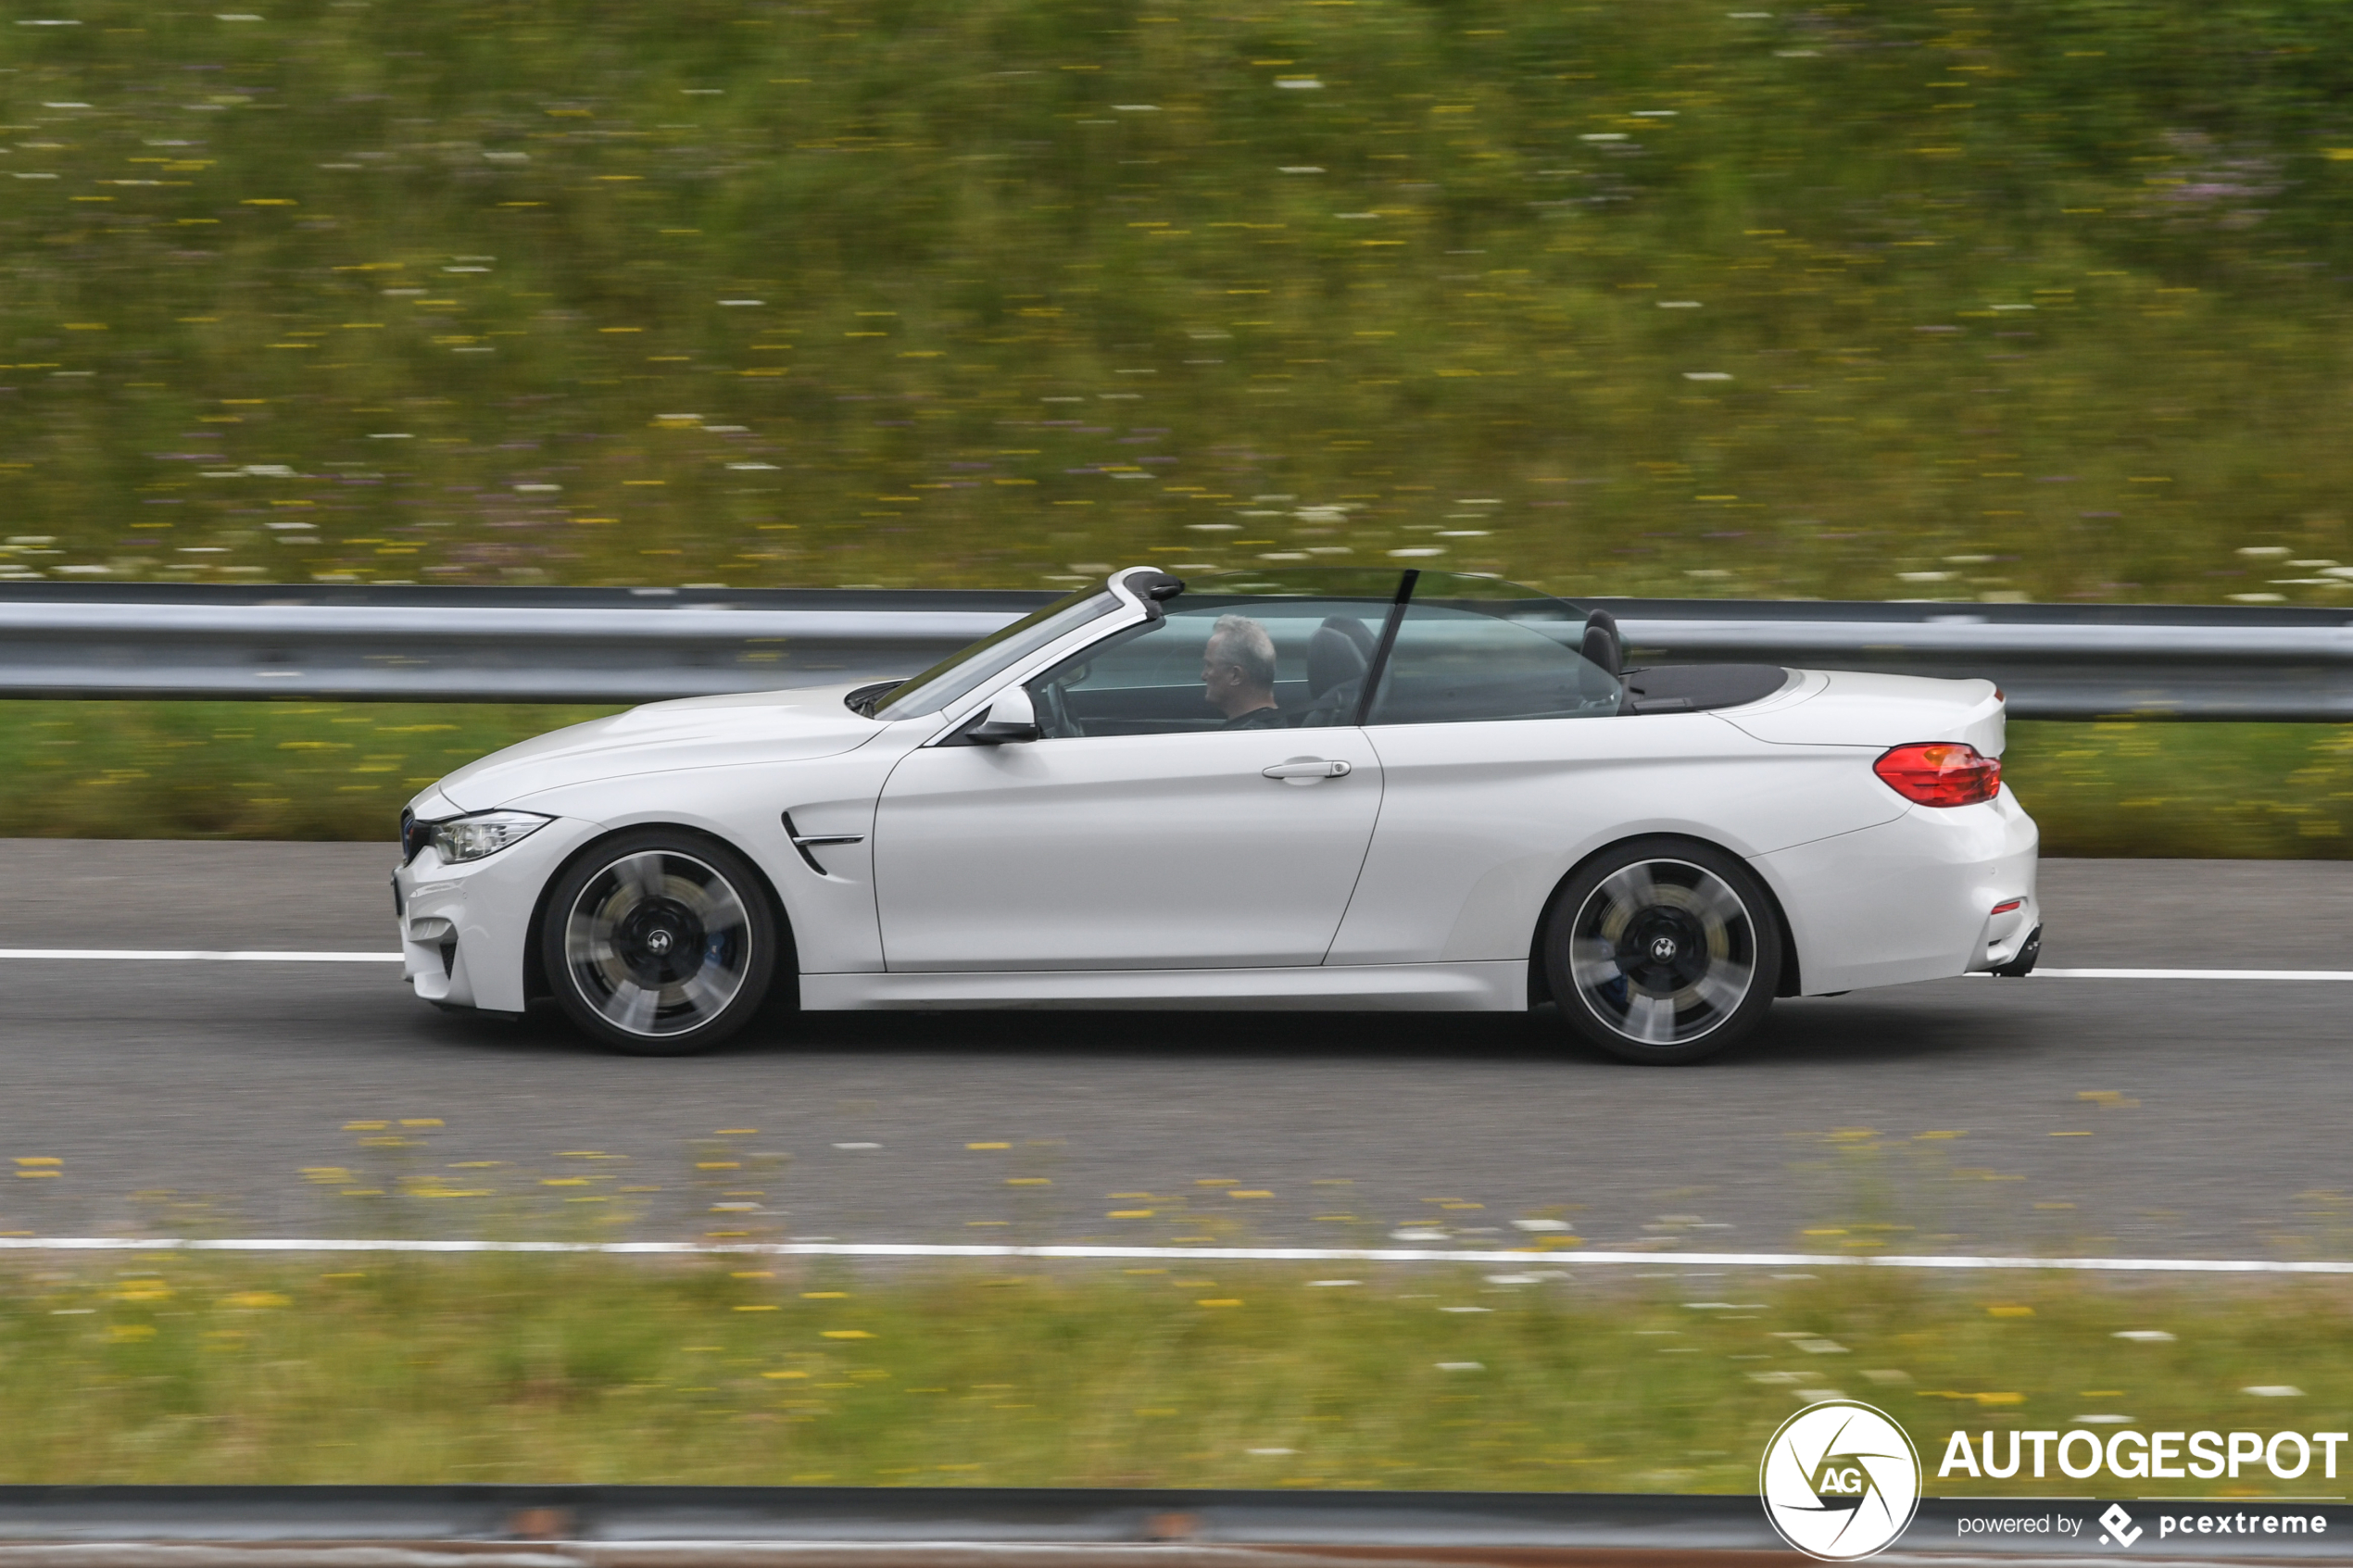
[390,816,598,1011]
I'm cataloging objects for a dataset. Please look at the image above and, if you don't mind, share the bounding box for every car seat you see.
[1294,616,1377,727]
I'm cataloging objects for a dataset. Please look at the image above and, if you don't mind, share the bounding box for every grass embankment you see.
[1,701,2347,859]
[1,1256,2345,1492]
[4,2,2353,601]
[0,700,619,841]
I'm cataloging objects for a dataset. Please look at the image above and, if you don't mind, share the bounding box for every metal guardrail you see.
[0,584,2347,720]
[0,1486,2344,1561]
[0,1486,1761,1549]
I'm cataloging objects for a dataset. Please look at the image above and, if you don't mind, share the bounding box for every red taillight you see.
[1873,742,2001,807]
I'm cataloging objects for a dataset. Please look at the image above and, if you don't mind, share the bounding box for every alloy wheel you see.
[560,849,755,1039]
[1566,858,1760,1047]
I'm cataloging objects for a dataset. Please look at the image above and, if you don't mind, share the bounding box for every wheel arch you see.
[1524,831,1803,1009]
[522,821,799,1011]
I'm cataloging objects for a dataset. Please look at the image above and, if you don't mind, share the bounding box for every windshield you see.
[870,587,1119,720]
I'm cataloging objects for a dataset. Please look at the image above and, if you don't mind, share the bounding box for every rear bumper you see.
[1759,784,2041,996]
[1991,922,2043,978]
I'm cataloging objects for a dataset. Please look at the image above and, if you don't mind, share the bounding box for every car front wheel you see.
[1542,837,1781,1065]
[541,830,780,1056]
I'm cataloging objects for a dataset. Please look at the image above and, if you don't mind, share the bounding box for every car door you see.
[871,599,1389,972]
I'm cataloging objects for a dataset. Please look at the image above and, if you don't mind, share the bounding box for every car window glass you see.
[1025,598,1391,738]
[1365,601,1621,726]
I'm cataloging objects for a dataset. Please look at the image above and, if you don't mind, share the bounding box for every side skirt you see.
[799,961,1528,1012]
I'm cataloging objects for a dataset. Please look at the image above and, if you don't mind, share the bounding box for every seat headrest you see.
[1581,608,1622,678]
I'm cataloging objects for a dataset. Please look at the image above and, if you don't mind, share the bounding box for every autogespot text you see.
[1939,1428,2348,1482]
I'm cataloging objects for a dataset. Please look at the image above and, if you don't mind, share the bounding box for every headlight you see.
[427,810,552,863]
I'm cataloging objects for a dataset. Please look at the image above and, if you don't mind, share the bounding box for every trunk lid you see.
[1716,669,2007,755]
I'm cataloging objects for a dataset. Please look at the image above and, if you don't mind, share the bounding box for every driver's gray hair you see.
[1207,613,1277,689]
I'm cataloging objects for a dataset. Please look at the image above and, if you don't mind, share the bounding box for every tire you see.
[1542,836,1782,1065]
[539,829,781,1056]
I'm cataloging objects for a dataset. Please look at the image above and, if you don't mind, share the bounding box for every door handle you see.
[1262,758,1353,783]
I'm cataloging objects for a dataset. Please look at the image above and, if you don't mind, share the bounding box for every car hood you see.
[1718,669,2006,754]
[431,682,886,811]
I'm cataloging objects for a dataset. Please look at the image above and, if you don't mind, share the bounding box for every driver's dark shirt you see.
[1220,705,1286,731]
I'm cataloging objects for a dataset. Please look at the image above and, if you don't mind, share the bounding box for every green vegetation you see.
[2009,720,2353,859]
[2,701,2347,859]
[0,699,618,841]
[1,1253,2345,1492]
[4,2,2353,601]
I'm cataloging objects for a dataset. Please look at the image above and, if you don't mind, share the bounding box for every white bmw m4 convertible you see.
[394,566,2041,1063]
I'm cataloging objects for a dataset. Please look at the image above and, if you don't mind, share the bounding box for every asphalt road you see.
[0,841,2347,1260]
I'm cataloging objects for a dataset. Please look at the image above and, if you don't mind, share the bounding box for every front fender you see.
[503,727,925,975]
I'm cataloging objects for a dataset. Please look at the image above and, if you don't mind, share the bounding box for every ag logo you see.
[1759,1400,1922,1561]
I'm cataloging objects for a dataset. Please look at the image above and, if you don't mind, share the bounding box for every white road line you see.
[0,1236,2346,1273]
[2029,967,2353,982]
[0,949,403,962]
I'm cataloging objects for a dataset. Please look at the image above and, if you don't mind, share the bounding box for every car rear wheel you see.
[541,830,779,1056]
[1543,837,1781,1065]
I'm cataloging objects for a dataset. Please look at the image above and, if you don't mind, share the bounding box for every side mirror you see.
[956,685,1041,746]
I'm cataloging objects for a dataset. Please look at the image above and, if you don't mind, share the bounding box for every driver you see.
[1202,614,1284,730]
